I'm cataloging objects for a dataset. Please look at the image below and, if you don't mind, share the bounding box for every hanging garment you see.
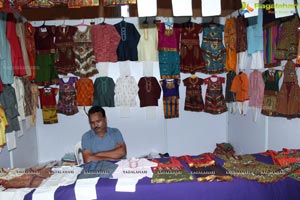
[12,77,26,120]
[201,24,226,74]
[16,22,31,77]
[263,23,281,68]
[93,76,115,107]
[115,76,139,107]
[138,77,161,107]
[157,22,181,79]
[204,76,227,114]
[179,22,205,73]
[24,22,36,81]
[39,87,58,124]
[183,76,204,112]
[91,23,120,62]
[114,21,140,61]
[76,77,94,106]
[21,77,33,117]
[34,25,59,86]
[6,13,27,76]
[57,77,79,116]
[0,85,20,133]
[0,13,13,84]
[274,15,300,60]
[225,71,236,103]
[247,9,263,54]
[137,24,158,61]
[276,60,300,119]
[261,69,282,116]
[54,25,78,75]
[249,69,265,108]
[30,83,39,126]
[224,18,237,72]
[231,72,249,103]
[73,26,98,77]
[235,15,247,53]
[160,79,180,118]
[0,107,8,147]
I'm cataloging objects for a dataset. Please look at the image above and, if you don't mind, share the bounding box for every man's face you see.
[88,112,107,134]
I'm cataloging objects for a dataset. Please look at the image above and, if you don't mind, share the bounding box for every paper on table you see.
[115,178,139,192]
[74,177,99,200]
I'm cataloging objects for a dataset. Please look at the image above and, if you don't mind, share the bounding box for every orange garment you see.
[75,78,94,106]
[224,18,237,72]
[230,72,249,102]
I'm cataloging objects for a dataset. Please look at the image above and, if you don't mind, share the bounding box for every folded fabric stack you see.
[180,154,233,182]
[214,143,236,160]
[151,157,194,184]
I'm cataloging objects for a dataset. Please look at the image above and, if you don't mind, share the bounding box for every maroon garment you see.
[54,26,78,75]
[34,25,56,55]
[138,77,161,107]
[6,13,26,76]
[183,76,204,112]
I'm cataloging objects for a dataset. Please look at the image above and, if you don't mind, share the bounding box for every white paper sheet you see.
[201,0,221,17]
[137,0,157,17]
[172,0,192,16]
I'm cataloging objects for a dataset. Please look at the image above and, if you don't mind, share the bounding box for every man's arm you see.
[82,143,127,163]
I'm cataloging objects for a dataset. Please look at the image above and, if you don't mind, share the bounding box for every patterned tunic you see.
[204,76,227,114]
[179,22,205,73]
[138,77,161,107]
[93,77,115,107]
[224,18,237,72]
[76,78,94,106]
[235,15,247,53]
[115,76,139,107]
[201,24,226,74]
[183,76,204,112]
[225,71,236,103]
[73,26,98,77]
[160,79,180,119]
[57,77,79,116]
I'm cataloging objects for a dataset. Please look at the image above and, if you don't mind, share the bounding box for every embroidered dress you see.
[137,24,158,61]
[235,15,247,53]
[138,77,161,107]
[114,21,140,61]
[183,76,204,112]
[93,76,115,107]
[158,23,181,79]
[179,22,205,73]
[76,78,94,106]
[0,85,20,133]
[73,26,98,77]
[160,79,180,118]
[34,25,59,86]
[0,12,13,84]
[261,69,282,116]
[54,25,78,75]
[276,60,299,119]
[204,76,227,114]
[57,77,79,116]
[274,15,300,60]
[115,76,139,107]
[39,87,58,124]
[201,24,226,74]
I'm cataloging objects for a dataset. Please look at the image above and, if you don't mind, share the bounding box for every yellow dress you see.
[0,107,8,147]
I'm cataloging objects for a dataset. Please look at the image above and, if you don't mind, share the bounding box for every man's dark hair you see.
[88,106,106,118]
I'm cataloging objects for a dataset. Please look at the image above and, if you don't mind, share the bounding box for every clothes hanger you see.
[143,17,148,25]
[101,17,106,24]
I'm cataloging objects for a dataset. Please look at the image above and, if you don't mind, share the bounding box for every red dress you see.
[6,13,26,76]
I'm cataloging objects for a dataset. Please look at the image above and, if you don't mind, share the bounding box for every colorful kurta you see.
[24,22,36,81]
[93,77,115,107]
[183,76,204,112]
[73,26,98,77]
[57,77,79,116]
[76,77,94,106]
[114,21,140,61]
[201,24,226,74]
[235,15,247,53]
[204,76,227,114]
[179,22,205,73]
[91,23,120,62]
[138,77,161,107]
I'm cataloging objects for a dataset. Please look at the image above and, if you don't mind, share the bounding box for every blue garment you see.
[0,13,14,84]
[247,9,263,54]
[81,127,124,154]
[77,160,118,179]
